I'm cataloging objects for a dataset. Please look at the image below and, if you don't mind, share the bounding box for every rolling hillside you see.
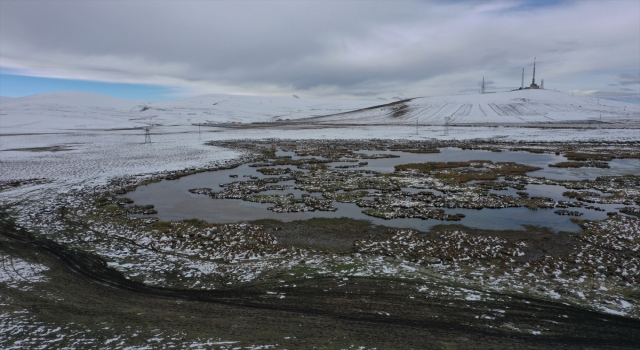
[1,90,638,134]
[302,89,639,125]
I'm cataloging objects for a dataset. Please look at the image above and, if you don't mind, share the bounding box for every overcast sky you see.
[1,0,639,102]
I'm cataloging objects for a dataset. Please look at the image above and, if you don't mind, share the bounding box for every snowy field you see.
[305,89,640,125]
[2,90,639,135]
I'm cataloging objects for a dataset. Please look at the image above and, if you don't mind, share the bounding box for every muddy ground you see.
[2,214,640,349]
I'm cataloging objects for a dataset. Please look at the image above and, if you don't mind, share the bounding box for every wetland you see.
[128,141,640,233]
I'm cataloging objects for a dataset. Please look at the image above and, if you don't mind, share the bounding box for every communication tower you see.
[527,57,540,89]
[532,57,536,86]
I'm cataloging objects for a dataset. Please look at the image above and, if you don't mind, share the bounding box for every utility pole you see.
[198,123,201,140]
[416,117,419,135]
[521,68,524,89]
[444,116,450,136]
[481,77,485,94]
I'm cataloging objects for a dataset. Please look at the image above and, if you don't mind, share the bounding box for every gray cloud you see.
[1,0,639,99]
[619,72,640,85]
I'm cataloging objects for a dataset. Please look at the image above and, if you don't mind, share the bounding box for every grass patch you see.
[395,161,541,183]
[564,152,613,161]
[549,161,584,168]
[395,162,471,172]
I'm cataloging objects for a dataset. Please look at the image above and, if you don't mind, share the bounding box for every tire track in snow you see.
[425,103,450,122]
[447,105,465,123]
[488,103,503,116]
[478,105,488,116]
[489,103,525,122]
[414,105,439,123]
[404,105,434,124]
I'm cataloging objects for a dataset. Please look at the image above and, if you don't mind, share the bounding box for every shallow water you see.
[319,148,639,181]
[128,148,639,232]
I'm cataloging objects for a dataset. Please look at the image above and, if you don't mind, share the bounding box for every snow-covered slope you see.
[304,90,640,125]
[0,91,380,133]
[136,94,382,125]
[0,91,143,133]
[1,90,638,134]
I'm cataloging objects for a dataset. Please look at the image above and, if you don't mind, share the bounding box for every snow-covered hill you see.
[141,94,382,124]
[0,91,380,133]
[0,91,143,133]
[1,90,638,134]
[303,89,640,125]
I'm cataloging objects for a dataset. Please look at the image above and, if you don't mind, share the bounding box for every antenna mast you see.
[532,57,536,85]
